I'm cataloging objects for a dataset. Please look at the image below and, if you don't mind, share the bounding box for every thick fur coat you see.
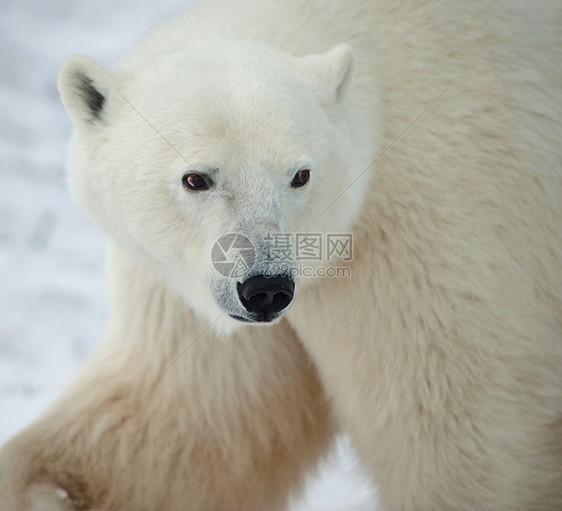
[1,1,561,510]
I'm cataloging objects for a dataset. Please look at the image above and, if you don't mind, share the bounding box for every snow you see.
[0,1,377,509]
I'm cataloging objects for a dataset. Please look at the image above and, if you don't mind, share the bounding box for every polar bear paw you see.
[25,484,74,511]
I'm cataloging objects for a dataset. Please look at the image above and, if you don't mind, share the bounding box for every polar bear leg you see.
[0,249,333,511]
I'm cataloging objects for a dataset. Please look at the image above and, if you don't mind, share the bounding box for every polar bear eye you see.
[290,169,310,188]
[182,172,212,191]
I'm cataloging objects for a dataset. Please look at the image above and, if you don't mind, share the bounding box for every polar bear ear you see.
[297,43,355,109]
[58,55,115,125]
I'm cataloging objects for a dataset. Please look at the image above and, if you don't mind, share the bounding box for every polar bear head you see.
[58,41,373,332]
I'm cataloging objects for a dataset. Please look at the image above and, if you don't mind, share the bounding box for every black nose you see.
[237,274,294,318]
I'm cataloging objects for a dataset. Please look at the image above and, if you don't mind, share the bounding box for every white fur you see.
[1,0,561,510]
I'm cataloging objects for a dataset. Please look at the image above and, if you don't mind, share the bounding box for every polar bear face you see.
[58,41,365,332]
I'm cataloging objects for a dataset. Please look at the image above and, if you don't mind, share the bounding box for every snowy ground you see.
[0,1,377,509]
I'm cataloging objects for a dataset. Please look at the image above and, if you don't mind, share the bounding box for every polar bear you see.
[1,0,561,510]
